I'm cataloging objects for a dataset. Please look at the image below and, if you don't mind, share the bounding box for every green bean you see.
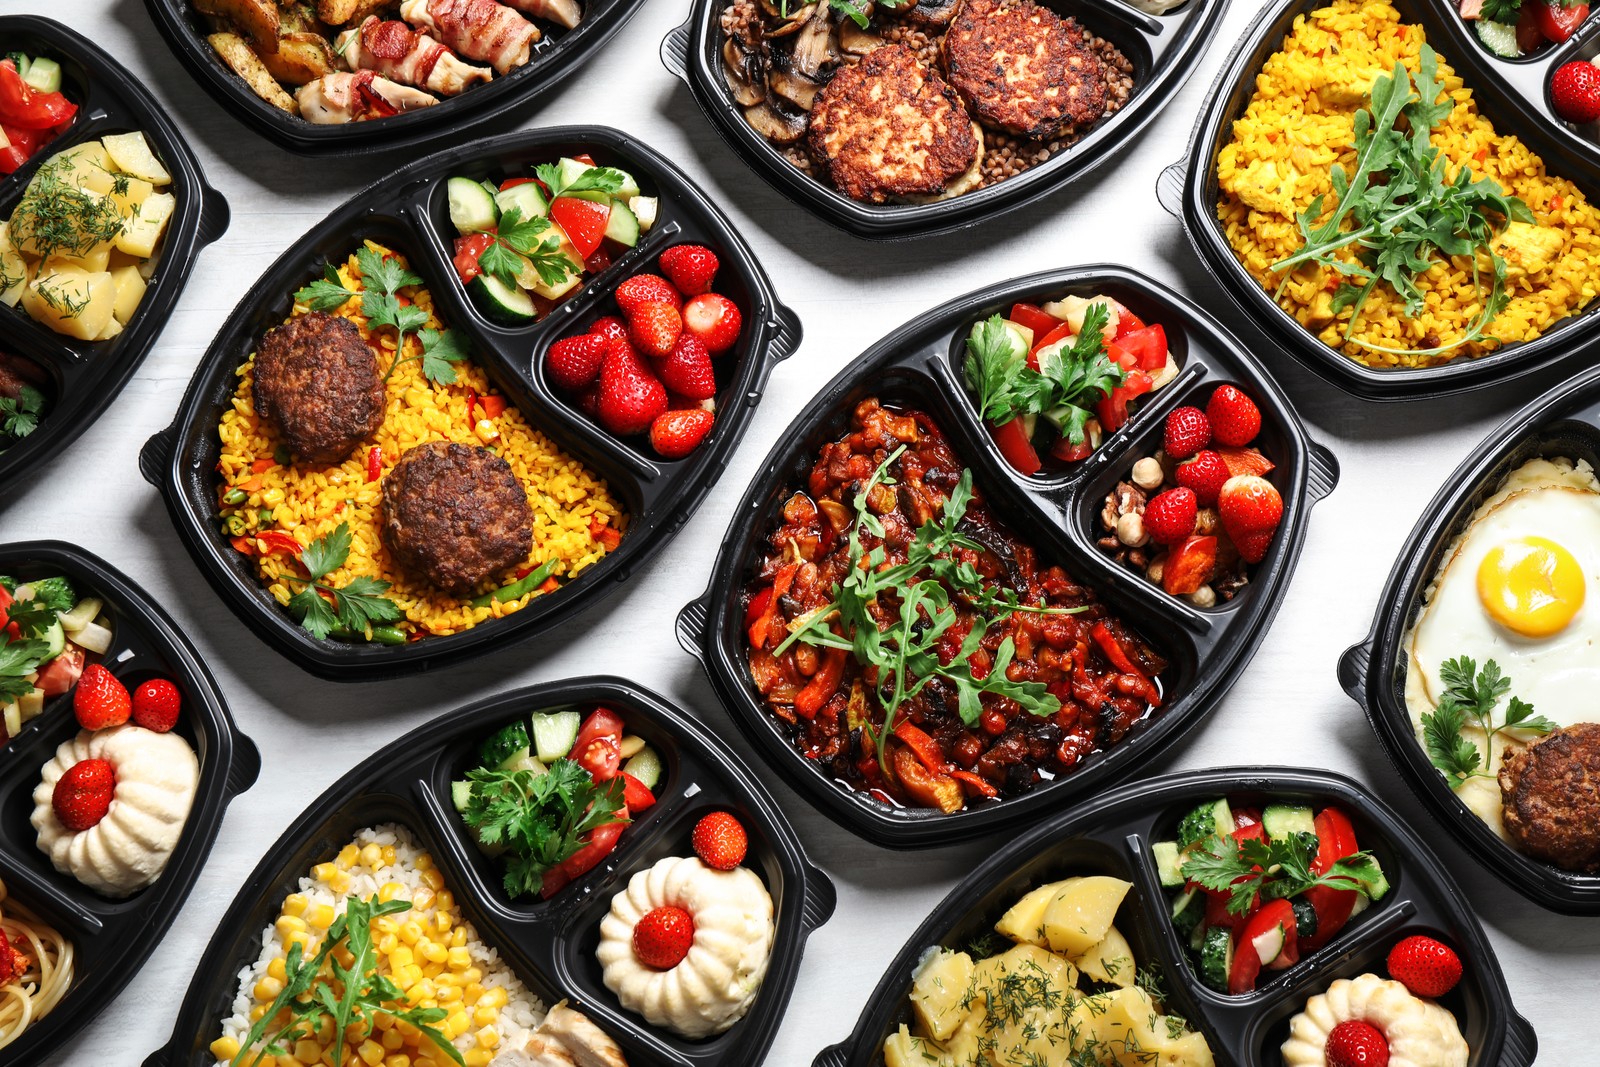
[469,561,557,609]
[258,509,274,524]
[223,488,247,505]
[368,625,407,645]
[223,513,247,535]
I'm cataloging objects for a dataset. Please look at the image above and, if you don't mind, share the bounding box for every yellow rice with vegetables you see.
[217,241,626,638]
[1216,0,1600,367]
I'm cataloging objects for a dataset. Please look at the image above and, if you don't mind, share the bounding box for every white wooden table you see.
[2,0,1593,1062]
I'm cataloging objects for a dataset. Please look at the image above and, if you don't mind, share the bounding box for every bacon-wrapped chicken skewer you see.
[335,17,493,95]
[398,0,539,76]
[296,69,439,122]
[502,0,581,30]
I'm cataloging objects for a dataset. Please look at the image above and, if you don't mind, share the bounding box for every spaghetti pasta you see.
[0,877,72,1049]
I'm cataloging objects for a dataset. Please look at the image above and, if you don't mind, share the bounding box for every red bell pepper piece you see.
[892,720,946,775]
[479,395,507,419]
[255,531,303,558]
[989,418,1041,477]
[949,768,998,798]
[747,564,797,648]
[1008,302,1061,340]
[366,446,382,482]
[795,645,847,719]
[620,772,656,813]
[229,535,256,556]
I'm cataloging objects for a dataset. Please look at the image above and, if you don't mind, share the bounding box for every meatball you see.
[941,0,1107,138]
[253,312,386,463]
[0,351,48,401]
[380,441,533,596]
[1498,722,1600,873]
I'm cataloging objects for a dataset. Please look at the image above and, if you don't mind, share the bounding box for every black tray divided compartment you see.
[144,0,646,156]
[812,767,1537,1067]
[140,125,801,682]
[144,675,836,1067]
[0,540,259,1067]
[1339,362,1600,914]
[677,264,1339,848]
[1155,0,1600,401]
[660,0,1231,241]
[0,15,229,506]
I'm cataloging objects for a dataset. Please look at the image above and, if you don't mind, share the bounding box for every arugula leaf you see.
[294,263,358,312]
[460,759,629,898]
[1423,655,1556,788]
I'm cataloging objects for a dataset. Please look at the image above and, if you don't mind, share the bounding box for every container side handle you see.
[768,302,803,364]
[139,425,179,487]
[1500,1014,1539,1067]
[1337,640,1372,706]
[803,864,838,931]
[1155,159,1188,219]
[1307,440,1340,503]
[660,19,693,81]
[228,732,264,794]
[200,184,232,246]
[811,1043,852,1067]
[675,595,710,660]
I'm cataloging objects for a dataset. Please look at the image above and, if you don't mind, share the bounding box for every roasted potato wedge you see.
[277,1,318,34]
[314,0,389,26]
[194,0,281,52]
[208,32,299,113]
[260,32,338,85]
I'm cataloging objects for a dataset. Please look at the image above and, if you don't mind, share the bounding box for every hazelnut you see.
[1116,512,1148,547]
[1195,507,1220,536]
[1131,457,1164,490]
[1187,585,1217,609]
[1146,558,1165,584]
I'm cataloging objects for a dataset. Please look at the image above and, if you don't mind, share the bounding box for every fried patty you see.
[380,441,533,596]
[807,44,981,204]
[253,312,385,463]
[1499,722,1600,873]
[0,352,48,402]
[940,0,1107,138]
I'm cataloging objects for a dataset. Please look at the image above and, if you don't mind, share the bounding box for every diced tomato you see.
[573,153,596,166]
[1117,325,1169,371]
[366,446,382,482]
[549,816,627,890]
[36,644,84,697]
[1516,3,1547,51]
[584,245,612,275]
[989,418,1041,477]
[1095,370,1152,433]
[0,61,77,131]
[1232,821,1266,844]
[549,197,611,260]
[1008,302,1060,339]
[1049,435,1094,463]
[575,736,620,780]
[2,122,39,157]
[452,233,494,284]
[1233,807,1262,830]
[1204,887,1247,931]
[1536,0,1588,42]
[0,145,26,175]
[619,772,656,813]
[1232,899,1297,993]
[1106,342,1138,371]
[479,395,507,419]
[1028,322,1075,369]
[1301,808,1360,952]
[1112,306,1147,340]
[499,177,537,190]
[0,585,16,640]
[570,708,625,757]
[1163,535,1218,596]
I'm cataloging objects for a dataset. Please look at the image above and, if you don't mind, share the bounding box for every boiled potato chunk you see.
[94,315,124,341]
[883,1024,948,1067]
[1068,986,1214,1067]
[45,141,111,191]
[1159,1032,1217,1067]
[995,880,1070,947]
[109,264,147,324]
[45,242,112,273]
[970,944,1079,1062]
[102,132,172,185]
[23,268,115,340]
[0,223,27,306]
[1072,923,1136,988]
[116,192,175,258]
[1042,876,1132,956]
[910,948,974,1042]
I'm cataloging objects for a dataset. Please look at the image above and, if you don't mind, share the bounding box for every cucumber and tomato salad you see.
[0,574,111,742]
[1154,797,1390,996]
[0,53,75,175]
[445,155,660,326]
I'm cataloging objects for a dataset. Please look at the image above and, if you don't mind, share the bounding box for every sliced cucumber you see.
[506,753,547,775]
[1291,898,1318,940]
[530,709,582,763]
[1251,921,1286,967]
[495,181,549,221]
[39,619,64,660]
[556,157,592,190]
[1178,798,1235,848]
[58,596,101,633]
[478,722,531,769]
[448,176,499,235]
[21,57,61,95]
[1262,804,1315,841]
[1476,18,1520,58]
[472,273,537,324]
[451,779,472,813]
[623,745,662,790]
[1363,857,1390,901]
[1153,840,1185,888]
[610,168,641,199]
[1171,889,1203,940]
[1199,926,1233,993]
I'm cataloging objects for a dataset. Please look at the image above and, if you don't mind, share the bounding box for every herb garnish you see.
[963,303,1123,448]
[1270,46,1533,357]
[0,633,49,706]
[1481,0,1584,22]
[475,206,577,293]
[1422,655,1556,788]
[776,0,871,27]
[279,523,403,640]
[533,162,626,199]
[458,758,628,898]
[1181,832,1387,916]
[229,893,464,1067]
[775,446,1074,776]
[0,385,43,446]
[8,155,124,262]
[294,247,467,385]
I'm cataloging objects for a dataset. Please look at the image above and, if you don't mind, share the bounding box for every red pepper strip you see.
[250,457,278,473]
[466,389,478,421]
[255,531,303,557]
[749,563,798,648]
[587,518,621,551]
[366,446,382,482]
[479,395,507,419]
[500,177,537,190]
[892,720,946,775]
[794,646,847,719]
[230,536,255,556]
[538,576,559,594]
[950,768,999,799]
[1090,622,1161,707]
[744,588,773,641]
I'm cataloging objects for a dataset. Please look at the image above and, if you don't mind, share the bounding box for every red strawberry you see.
[546,333,608,392]
[650,409,715,460]
[52,758,115,831]
[1163,406,1211,460]
[1143,488,1198,546]
[1174,450,1229,507]
[682,293,742,355]
[596,338,667,437]
[1218,475,1283,564]
[614,274,682,316]
[577,387,600,420]
[589,315,629,344]
[1216,445,1275,478]
[656,335,716,400]
[1206,384,1262,447]
[691,811,748,870]
[633,905,696,970]
[131,678,181,733]
[73,664,130,731]
[1324,1020,1389,1067]
[1387,936,1463,998]
[629,302,683,360]
[659,244,719,296]
[1552,61,1600,125]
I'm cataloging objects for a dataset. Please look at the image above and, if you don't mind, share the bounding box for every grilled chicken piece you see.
[490,1037,576,1067]
[296,70,439,122]
[399,0,540,75]
[502,0,581,29]
[335,17,493,94]
[537,1004,628,1067]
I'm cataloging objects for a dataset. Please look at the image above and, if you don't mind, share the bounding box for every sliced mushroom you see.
[790,1,836,77]
[768,68,821,110]
[765,4,816,37]
[723,39,767,105]
[838,18,883,53]
[744,102,807,144]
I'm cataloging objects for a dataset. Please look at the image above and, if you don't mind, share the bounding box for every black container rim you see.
[1156,0,1600,402]
[660,0,1232,241]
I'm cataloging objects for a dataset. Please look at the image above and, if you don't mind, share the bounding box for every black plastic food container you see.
[677,264,1338,848]
[814,767,1536,1067]
[0,540,259,1067]
[144,0,646,155]
[0,16,229,507]
[144,675,836,1067]
[1156,0,1600,401]
[1340,362,1600,914]
[661,0,1231,241]
[141,125,800,682]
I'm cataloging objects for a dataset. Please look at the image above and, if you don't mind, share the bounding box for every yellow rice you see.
[216,241,626,638]
[1216,0,1600,367]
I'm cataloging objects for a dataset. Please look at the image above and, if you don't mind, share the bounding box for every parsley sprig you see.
[533,162,626,199]
[1270,46,1533,357]
[280,523,403,640]
[963,303,1124,448]
[1481,0,1584,22]
[1422,656,1556,788]
[476,206,577,293]
[0,633,49,706]
[294,247,467,385]
[230,893,463,1067]
[459,758,628,898]
[1181,831,1387,916]
[0,385,44,446]
[774,446,1075,776]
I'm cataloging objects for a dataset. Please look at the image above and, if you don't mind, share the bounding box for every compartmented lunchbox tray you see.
[1340,361,1600,914]
[0,15,229,506]
[1156,0,1600,401]
[144,675,835,1067]
[0,541,259,1067]
[141,125,800,681]
[144,0,646,155]
[813,767,1536,1067]
[677,263,1338,847]
[661,0,1230,240]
